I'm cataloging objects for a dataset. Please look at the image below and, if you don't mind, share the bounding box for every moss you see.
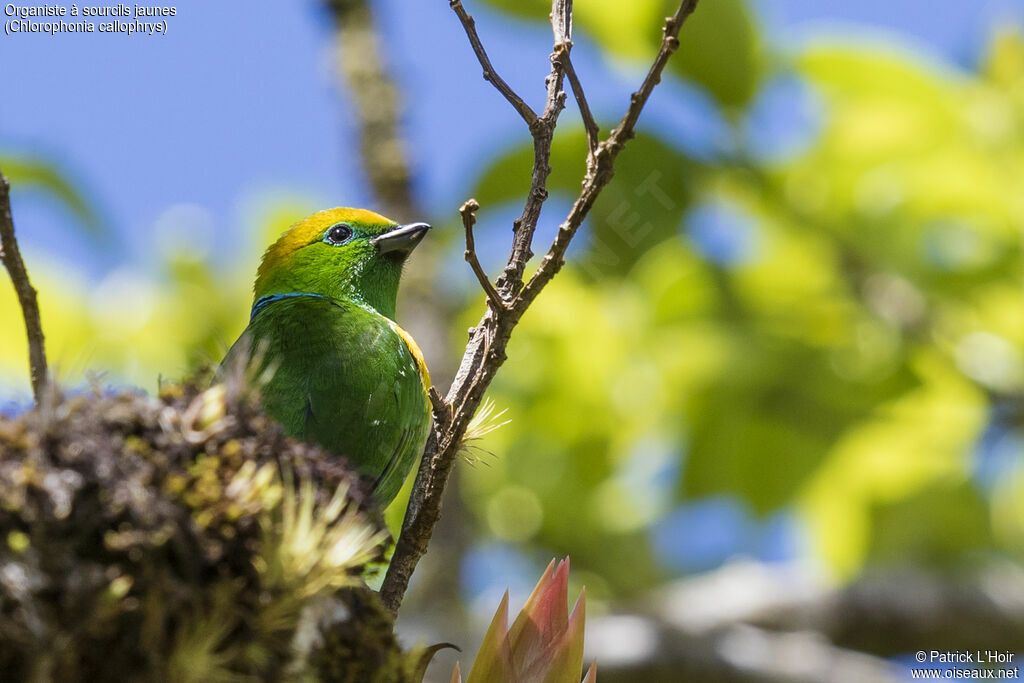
[0,378,407,681]
[306,588,413,683]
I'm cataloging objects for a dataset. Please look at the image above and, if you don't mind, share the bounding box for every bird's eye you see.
[325,224,354,244]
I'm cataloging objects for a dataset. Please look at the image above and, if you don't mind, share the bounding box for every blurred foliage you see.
[0,200,311,395]
[477,0,763,109]
[459,6,1024,594]
[3,1,1024,620]
[0,155,105,241]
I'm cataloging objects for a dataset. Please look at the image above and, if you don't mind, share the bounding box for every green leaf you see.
[663,0,764,111]
[410,642,461,683]
[475,0,548,22]
[799,350,986,576]
[788,45,1022,299]
[867,480,994,567]
[1,156,106,242]
[681,332,919,515]
[575,0,666,61]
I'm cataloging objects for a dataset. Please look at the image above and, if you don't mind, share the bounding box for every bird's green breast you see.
[223,296,430,506]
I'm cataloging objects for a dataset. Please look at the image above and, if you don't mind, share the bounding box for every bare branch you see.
[0,170,49,404]
[519,0,699,308]
[380,0,701,616]
[611,3,698,150]
[563,53,599,153]
[449,0,539,127]
[495,0,572,297]
[545,0,573,127]
[427,386,450,429]
[459,199,504,310]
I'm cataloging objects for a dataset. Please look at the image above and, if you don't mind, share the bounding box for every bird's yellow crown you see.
[255,207,395,293]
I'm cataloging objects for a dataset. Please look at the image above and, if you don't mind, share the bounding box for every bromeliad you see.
[221,208,432,507]
[455,558,596,683]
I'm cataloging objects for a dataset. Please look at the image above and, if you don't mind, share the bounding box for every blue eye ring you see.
[324,223,354,245]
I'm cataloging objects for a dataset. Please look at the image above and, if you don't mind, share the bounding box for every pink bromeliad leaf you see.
[462,557,591,683]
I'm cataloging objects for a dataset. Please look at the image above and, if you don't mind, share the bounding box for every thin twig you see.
[0,170,49,404]
[611,4,696,150]
[563,52,599,153]
[518,0,699,307]
[495,1,572,297]
[460,199,503,309]
[449,0,539,127]
[380,0,701,616]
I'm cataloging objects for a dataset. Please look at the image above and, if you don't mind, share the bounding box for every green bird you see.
[221,208,432,507]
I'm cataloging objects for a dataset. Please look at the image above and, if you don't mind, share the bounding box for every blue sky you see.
[2,0,1022,283]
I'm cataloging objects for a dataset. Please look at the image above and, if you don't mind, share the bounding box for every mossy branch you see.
[0,380,407,680]
[0,169,49,404]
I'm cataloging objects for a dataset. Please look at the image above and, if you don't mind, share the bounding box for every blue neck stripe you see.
[250,292,330,321]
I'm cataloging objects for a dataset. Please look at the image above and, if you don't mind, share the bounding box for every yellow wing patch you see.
[256,207,395,289]
[387,320,432,390]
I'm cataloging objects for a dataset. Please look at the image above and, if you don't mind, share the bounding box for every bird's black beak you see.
[371,222,431,255]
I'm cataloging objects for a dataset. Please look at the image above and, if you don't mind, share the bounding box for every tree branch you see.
[0,170,49,404]
[563,52,599,153]
[380,0,701,615]
[459,198,504,309]
[449,0,539,127]
[518,0,698,308]
[495,1,572,297]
